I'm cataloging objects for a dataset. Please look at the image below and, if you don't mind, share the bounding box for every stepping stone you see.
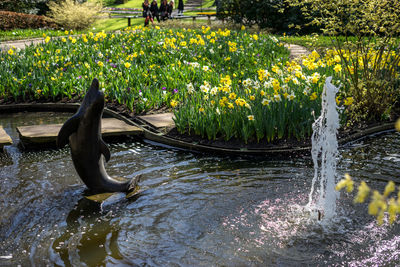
[0,126,13,150]
[16,118,142,149]
[138,113,175,129]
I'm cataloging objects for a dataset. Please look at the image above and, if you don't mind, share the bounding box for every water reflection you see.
[1,113,400,266]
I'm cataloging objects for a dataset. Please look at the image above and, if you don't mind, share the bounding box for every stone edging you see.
[0,103,396,155]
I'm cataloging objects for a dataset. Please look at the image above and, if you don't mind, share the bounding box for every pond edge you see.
[0,103,396,155]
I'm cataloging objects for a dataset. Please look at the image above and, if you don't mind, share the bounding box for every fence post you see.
[128,17,131,27]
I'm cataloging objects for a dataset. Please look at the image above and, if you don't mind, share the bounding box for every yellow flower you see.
[170,100,178,108]
[45,36,50,43]
[247,115,254,121]
[227,102,234,109]
[335,173,354,192]
[229,92,237,100]
[388,198,398,224]
[241,25,245,30]
[97,61,104,67]
[334,64,342,73]
[125,62,131,68]
[180,41,187,47]
[336,96,340,105]
[249,95,255,101]
[395,118,400,132]
[7,48,14,55]
[199,107,205,113]
[354,181,370,203]
[383,181,395,197]
[62,37,66,42]
[310,92,317,101]
[344,97,354,106]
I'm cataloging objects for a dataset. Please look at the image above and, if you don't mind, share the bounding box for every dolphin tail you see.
[127,174,142,192]
[57,116,80,148]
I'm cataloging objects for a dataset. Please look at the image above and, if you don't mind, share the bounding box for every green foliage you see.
[0,0,55,15]
[0,28,86,41]
[0,10,57,30]
[217,0,318,34]
[47,0,102,30]
[287,0,400,123]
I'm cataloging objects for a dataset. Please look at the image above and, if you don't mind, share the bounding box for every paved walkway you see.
[284,43,309,59]
[1,36,309,59]
[0,126,12,150]
[0,38,45,51]
[16,118,142,148]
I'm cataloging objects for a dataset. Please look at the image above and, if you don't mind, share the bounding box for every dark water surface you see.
[1,112,400,266]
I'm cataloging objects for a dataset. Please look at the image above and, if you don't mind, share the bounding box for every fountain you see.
[1,77,400,265]
[307,76,340,221]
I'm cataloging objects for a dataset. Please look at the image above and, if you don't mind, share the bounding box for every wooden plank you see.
[17,118,143,147]
[138,113,175,128]
[0,126,12,150]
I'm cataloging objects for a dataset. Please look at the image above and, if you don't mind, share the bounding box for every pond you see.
[1,112,400,266]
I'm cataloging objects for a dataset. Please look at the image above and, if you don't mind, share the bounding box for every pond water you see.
[1,112,400,266]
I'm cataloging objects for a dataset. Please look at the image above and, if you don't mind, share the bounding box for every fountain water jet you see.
[307,76,340,222]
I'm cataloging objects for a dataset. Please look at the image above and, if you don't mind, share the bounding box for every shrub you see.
[0,0,54,15]
[0,11,58,30]
[288,0,400,123]
[47,0,102,30]
[217,0,319,34]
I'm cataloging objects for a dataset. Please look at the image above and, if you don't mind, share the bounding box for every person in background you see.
[159,0,169,21]
[177,0,184,15]
[142,0,154,26]
[167,0,174,19]
[150,0,160,23]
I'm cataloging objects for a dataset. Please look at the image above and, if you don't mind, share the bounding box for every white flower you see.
[243,78,252,87]
[253,81,260,89]
[200,85,209,94]
[274,94,281,102]
[209,48,214,54]
[261,98,271,105]
[216,107,220,115]
[202,66,209,71]
[187,83,194,94]
[191,62,200,68]
[210,87,218,95]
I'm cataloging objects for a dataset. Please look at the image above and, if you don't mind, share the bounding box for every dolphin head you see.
[81,78,105,119]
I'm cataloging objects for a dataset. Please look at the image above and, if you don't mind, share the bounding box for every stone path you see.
[284,43,310,60]
[138,113,174,129]
[0,38,45,51]
[0,126,12,150]
[1,37,309,59]
[16,118,142,149]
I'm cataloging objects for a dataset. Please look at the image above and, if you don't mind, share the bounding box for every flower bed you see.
[0,26,360,143]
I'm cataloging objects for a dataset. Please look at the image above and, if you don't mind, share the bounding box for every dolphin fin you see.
[100,139,111,162]
[57,116,80,148]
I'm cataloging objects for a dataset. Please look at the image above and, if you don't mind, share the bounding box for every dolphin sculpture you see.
[57,78,140,193]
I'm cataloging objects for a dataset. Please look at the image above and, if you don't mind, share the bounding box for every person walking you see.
[177,0,184,15]
[159,0,169,20]
[150,0,160,23]
[167,0,174,19]
[142,0,154,26]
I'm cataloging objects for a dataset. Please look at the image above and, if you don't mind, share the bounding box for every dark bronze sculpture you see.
[57,78,140,193]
